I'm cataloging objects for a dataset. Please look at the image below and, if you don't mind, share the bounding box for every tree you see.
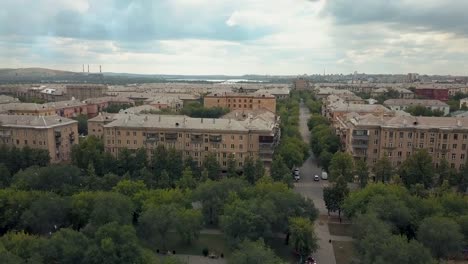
[175,209,203,244]
[20,194,70,235]
[43,228,89,264]
[329,152,354,182]
[176,167,197,190]
[89,192,135,228]
[204,154,220,180]
[230,239,284,264]
[437,158,452,187]
[372,156,393,183]
[355,159,369,188]
[0,164,11,188]
[84,222,147,264]
[193,178,247,225]
[418,216,463,260]
[74,114,88,135]
[270,155,290,182]
[318,150,333,171]
[243,157,257,184]
[158,170,171,189]
[0,231,47,263]
[138,204,177,250]
[226,154,237,178]
[289,217,318,258]
[400,150,434,188]
[323,176,349,220]
[221,198,275,245]
[112,180,147,197]
[255,158,265,179]
[457,159,468,193]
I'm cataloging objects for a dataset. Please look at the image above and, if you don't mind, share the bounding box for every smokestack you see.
[87,64,89,73]
[82,64,84,73]
[100,65,102,73]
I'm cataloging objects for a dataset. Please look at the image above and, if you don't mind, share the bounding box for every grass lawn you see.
[332,241,355,264]
[143,232,297,262]
[143,233,230,257]
[328,223,353,237]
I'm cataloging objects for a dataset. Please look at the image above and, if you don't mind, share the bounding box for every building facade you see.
[415,88,449,102]
[0,103,56,116]
[0,115,78,163]
[292,78,310,90]
[345,115,468,171]
[204,93,276,113]
[102,114,280,169]
[66,84,107,100]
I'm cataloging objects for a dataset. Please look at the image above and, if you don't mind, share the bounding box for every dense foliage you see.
[181,102,230,118]
[404,105,445,117]
[103,103,133,113]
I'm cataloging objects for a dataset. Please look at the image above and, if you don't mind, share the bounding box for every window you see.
[442,144,447,150]
[239,144,243,149]
[451,163,455,169]
[127,140,130,144]
[443,134,448,140]
[398,151,402,157]
[462,154,465,160]
[407,152,411,157]
[33,140,36,145]
[223,153,227,158]
[374,139,378,145]
[419,143,423,148]
[389,132,394,138]
[454,134,458,140]
[239,162,243,166]
[452,153,456,160]
[231,144,235,149]
[453,144,457,149]
[126,132,130,136]
[407,142,412,147]
[398,143,403,147]
[429,148,434,153]
[24,140,28,145]
[186,134,190,138]
[205,147,208,151]
[373,149,378,154]
[239,135,243,140]
[133,132,136,136]
[464,134,468,140]
[430,137,435,143]
[231,135,234,140]
[134,140,137,145]
[223,161,226,166]
[408,132,413,139]
[463,144,467,150]
[374,130,379,135]
[387,152,392,157]
[399,132,404,138]
[107,140,110,144]
[223,144,226,149]
[420,133,425,139]
[117,131,121,136]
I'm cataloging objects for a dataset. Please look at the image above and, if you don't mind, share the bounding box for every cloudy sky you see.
[1,0,468,75]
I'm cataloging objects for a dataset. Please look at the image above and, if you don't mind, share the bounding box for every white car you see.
[314,175,320,181]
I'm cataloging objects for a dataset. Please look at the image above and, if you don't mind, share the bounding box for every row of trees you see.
[405,105,445,117]
[0,145,49,177]
[180,102,230,118]
[309,114,341,171]
[103,103,133,113]
[345,183,468,262]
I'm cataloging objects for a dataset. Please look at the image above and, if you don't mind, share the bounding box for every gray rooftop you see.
[0,114,77,128]
[384,99,448,107]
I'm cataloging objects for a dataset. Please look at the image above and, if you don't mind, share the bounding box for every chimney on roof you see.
[87,64,89,73]
[100,65,102,73]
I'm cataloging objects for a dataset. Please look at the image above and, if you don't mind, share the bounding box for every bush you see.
[202,248,209,257]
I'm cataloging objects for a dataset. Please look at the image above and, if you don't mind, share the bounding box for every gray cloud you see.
[322,0,468,36]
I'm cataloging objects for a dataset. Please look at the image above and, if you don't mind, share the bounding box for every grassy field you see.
[328,223,353,237]
[143,233,298,262]
[332,241,355,264]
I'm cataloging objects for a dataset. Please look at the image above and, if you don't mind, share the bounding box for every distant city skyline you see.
[2,0,468,76]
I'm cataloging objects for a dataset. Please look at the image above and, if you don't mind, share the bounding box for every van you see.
[321,171,328,180]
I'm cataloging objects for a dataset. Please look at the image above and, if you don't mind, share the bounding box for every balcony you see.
[69,132,75,144]
[54,130,61,138]
[145,133,159,142]
[209,135,222,143]
[191,134,203,142]
[165,133,178,141]
[0,130,11,137]
[352,134,369,140]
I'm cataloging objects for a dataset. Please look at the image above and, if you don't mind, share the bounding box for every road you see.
[294,101,336,264]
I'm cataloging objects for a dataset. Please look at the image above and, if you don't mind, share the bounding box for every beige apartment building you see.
[0,103,56,116]
[345,115,468,171]
[66,84,107,100]
[0,115,78,163]
[204,92,276,113]
[102,114,279,169]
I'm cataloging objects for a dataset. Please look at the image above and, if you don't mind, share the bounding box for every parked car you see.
[293,168,300,181]
[314,175,320,181]
[321,171,328,180]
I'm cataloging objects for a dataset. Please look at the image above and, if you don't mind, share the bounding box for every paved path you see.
[295,101,337,264]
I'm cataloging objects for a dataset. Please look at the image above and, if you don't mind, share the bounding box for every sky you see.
[1,0,468,75]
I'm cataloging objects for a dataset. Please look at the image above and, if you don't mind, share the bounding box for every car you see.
[306,256,317,264]
[314,175,320,181]
[293,168,300,175]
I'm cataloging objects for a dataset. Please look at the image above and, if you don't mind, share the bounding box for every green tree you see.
[138,204,177,250]
[255,158,265,180]
[89,192,135,228]
[323,176,349,220]
[43,228,89,264]
[74,114,88,135]
[329,152,354,182]
[355,159,369,188]
[243,157,257,184]
[112,180,147,197]
[318,150,333,171]
[84,222,146,264]
[418,216,463,260]
[289,217,318,258]
[0,164,11,188]
[400,149,434,188]
[229,239,284,264]
[176,167,197,190]
[204,154,220,180]
[372,156,393,183]
[270,155,290,182]
[175,209,203,244]
[158,170,171,189]
[437,158,452,186]
[226,154,237,178]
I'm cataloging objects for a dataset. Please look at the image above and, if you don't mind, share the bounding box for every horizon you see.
[2,0,468,76]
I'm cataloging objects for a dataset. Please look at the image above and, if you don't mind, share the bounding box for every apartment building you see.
[44,99,88,118]
[0,115,78,163]
[371,87,414,99]
[88,113,118,138]
[66,84,107,100]
[204,92,276,113]
[292,78,310,90]
[414,87,449,102]
[102,114,280,169]
[384,99,449,116]
[83,97,135,118]
[0,103,56,116]
[344,115,468,171]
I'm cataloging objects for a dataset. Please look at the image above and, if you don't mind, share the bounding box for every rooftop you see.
[0,95,19,104]
[104,114,276,132]
[205,92,275,98]
[350,115,468,130]
[0,114,76,128]
[384,99,448,107]
[0,103,55,112]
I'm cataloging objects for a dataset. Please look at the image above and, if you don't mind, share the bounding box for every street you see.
[294,101,337,264]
